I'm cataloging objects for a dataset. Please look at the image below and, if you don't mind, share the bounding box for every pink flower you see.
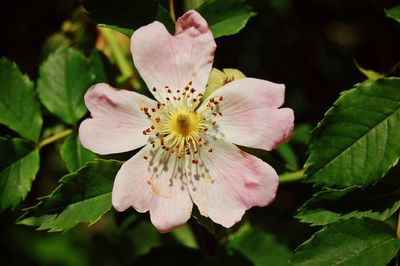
[79,10,294,232]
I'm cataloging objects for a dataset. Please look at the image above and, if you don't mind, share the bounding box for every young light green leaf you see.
[197,0,255,38]
[296,180,400,226]
[18,160,122,232]
[0,137,40,211]
[292,218,400,266]
[0,58,42,141]
[228,225,293,266]
[60,135,97,172]
[305,78,400,188]
[37,48,94,125]
[386,4,400,23]
[84,0,174,37]
[353,59,384,81]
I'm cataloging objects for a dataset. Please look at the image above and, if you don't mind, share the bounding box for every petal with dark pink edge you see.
[131,10,216,101]
[203,78,294,151]
[79,83,155,155]
[188,138,279,228]
[112,145,192,233]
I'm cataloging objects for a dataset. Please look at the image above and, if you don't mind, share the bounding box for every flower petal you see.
[79,83,155,155]
[112,145,192,233]
[203,78,294,151]
[188,138,279,228]
[131,10,216,101]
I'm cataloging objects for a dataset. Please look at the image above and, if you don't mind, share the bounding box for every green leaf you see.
[19,160,122,232]
[0,137,40,211]
[0,58,42,141]
[291,123,312,145]
[60,135,97,172]
[227,225,293,266]
[305,78,400,188]
[386,4,400,23]
[89,49,113,84]
[84,0,174,37]
[296,179,400,226]
[197,0,255,38]
[37,48,94,125]
[291,218,400,266]
[353,59,384,81]
[277,143,299,170]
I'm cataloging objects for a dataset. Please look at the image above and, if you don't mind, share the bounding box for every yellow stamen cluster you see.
[140,81,223,163]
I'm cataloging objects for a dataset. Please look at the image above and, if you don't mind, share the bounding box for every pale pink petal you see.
[202,78,294,151]
[79,83,155,155]
[112,145,192,233]
[131,10,216,101]
[188,138,279,228]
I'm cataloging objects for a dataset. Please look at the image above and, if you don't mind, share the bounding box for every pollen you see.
[170,112,200,137]
[140,81,224,161]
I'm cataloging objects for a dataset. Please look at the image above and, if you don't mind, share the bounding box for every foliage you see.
[1,0,400,265]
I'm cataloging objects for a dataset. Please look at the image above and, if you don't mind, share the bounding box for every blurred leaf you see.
[291,218,400,266]
[305,78,400,188]
[19,160,122,232]
[30,234,89,266]
[37,48,94,125]
[171,224,198,249]
[129,221,162,257]
[386,4,400,23]
[84,0,174,37]
[277,143,299,170]
[0,137,40,211]
[60,135,97,172]
[227,225,292,266]
[353,59,384,81]
[291,123,311,145]
[89,49,114,84]
[0,58,42,141]
[197,0,255,38]
[296,180,400,226]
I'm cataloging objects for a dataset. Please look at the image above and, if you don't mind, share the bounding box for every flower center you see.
[171,112,200,137]
[140,81,224,161]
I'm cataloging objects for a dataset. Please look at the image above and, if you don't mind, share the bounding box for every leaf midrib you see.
[309,95,400,183]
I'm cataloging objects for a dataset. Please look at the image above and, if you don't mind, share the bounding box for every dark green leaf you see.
[60,135,97,172]
[0,58,42,141]
[292,218,400,266]
[19,160,122,232]
[37,48,94,125]
[305,78,400,188]
[296,179,400,226]
[291,123,312,145]
[84,0,174,37]
[386,4,400,23]
[197,0,255,38]
[89,49,113,84]
[0,137,40,211]
[228,225,293,266]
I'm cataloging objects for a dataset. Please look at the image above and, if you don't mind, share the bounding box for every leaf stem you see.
[38,129,73,150]
[279,169,306,184]
[169,0,176,22]
[99,27,133,84]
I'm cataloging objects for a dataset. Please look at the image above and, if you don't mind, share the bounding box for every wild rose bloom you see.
[79,10,294,232]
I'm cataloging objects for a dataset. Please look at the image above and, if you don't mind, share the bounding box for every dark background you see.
[0,0,399,265]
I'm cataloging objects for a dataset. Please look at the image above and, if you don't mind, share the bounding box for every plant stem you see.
[397,211,400,240]
[38,129,73,150]
[100,27,133,84]
[169,0,176,22]
[279,169,306,184]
